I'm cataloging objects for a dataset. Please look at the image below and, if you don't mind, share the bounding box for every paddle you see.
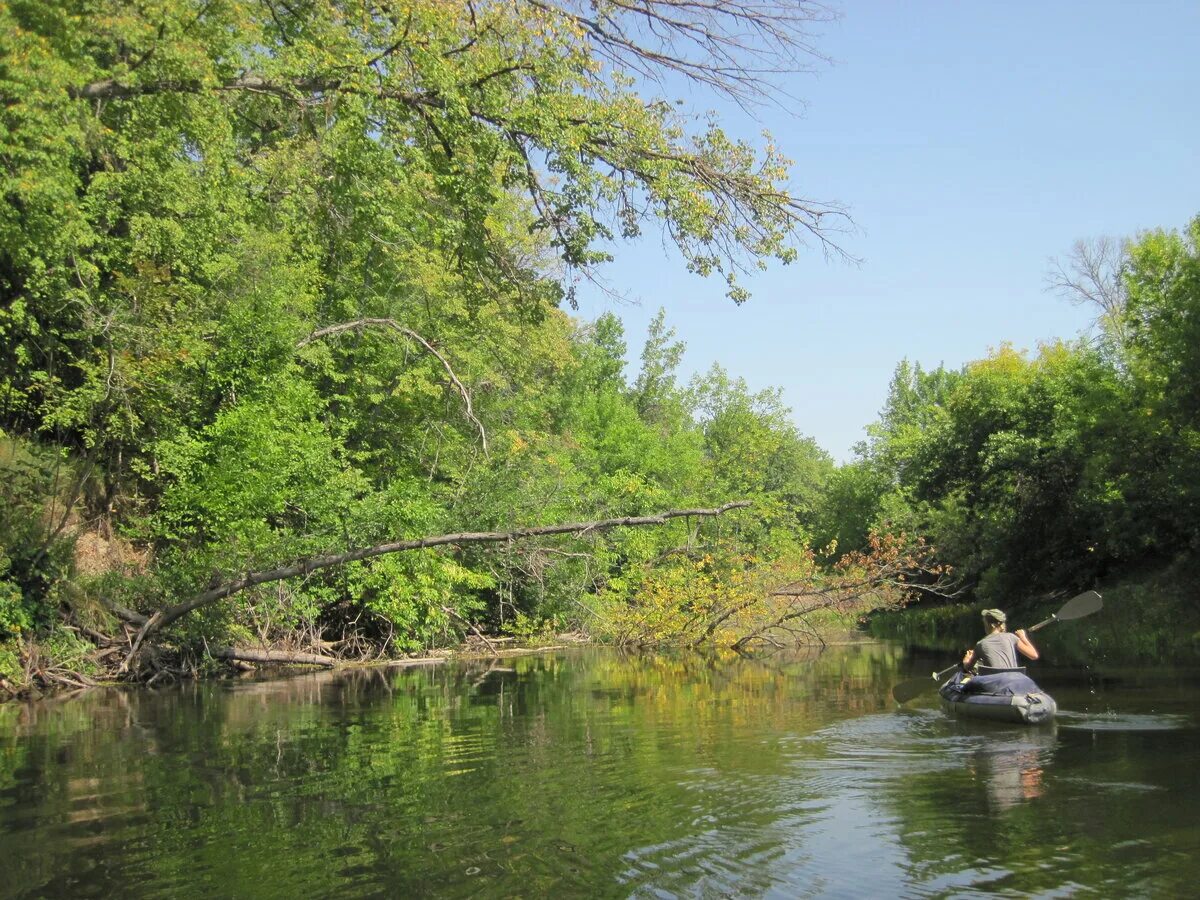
[891,590,1103,704]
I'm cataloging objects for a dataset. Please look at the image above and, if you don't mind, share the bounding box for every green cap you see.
[981,608,1007,623]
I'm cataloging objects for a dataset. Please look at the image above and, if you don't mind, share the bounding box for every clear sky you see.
[573,0,1200,462]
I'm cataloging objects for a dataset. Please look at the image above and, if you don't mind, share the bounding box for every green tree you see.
[0,1,873,683]
[1118,218,1200,552]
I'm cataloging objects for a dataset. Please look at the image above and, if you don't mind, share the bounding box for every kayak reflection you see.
[960,724,1058,811]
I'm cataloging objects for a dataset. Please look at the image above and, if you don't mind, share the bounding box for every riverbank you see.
[0,542,916,704]
[0,630,596,703]
[865,555,1200,666]
[0,611,885,704]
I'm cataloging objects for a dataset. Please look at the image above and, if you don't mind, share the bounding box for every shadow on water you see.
[0,645,1198,898]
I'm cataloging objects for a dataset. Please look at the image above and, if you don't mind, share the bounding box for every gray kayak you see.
[939,669,1057,725]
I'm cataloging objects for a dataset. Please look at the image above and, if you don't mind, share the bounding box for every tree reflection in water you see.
[1,648,1197,899]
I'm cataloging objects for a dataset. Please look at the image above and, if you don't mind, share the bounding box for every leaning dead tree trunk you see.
[120,501,751,672]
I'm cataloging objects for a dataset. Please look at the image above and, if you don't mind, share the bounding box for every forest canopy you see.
[2,1,889,687]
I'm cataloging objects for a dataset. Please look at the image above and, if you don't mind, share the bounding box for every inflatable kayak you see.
[939,668,1057,725]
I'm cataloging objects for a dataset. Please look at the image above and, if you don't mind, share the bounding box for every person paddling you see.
[961,609,1039,672]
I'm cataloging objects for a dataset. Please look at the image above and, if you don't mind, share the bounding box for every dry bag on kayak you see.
[940,670,1057,725]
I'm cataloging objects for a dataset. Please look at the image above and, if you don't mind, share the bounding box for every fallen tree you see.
[119,502,752,673]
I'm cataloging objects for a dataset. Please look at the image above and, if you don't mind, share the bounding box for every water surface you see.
[1,645,1196,897]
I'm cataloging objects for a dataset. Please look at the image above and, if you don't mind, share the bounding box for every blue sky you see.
[573,0,1200,461]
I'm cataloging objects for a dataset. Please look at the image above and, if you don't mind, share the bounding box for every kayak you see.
[939,668,1057,725]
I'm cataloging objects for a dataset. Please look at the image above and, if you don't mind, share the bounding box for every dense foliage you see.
[821,217,1200,617]
[1,1,874,687]
[3,1,1195,689]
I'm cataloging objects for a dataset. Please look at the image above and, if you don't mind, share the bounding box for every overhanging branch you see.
[119,501,752,671]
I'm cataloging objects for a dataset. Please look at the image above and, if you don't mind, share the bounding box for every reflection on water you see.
[963,725,1055,811]
[1057,711,1192,731]
[0,647,1197,898]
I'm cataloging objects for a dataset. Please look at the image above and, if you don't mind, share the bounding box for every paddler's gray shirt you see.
[975,632,1020,669]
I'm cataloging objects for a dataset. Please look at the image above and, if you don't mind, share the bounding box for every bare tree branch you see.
[519,0,836,108]
[441,605,499,655]
[298,318,489,457]
[1046,236,1129,344]
[72,1,836,107]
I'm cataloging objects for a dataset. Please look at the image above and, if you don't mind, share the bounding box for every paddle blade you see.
[1056,590,1103,621]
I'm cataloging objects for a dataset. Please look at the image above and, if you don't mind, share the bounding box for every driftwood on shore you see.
[118,501,752,674]
[210,647,339,668]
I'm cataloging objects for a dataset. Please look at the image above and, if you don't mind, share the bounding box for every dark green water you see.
[1,645,1197,898]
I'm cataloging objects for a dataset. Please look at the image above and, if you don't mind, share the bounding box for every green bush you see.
[0,572,32,638]
[0,639,23,687]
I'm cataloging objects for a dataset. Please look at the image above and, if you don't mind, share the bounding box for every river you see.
[1,644,1197,897]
